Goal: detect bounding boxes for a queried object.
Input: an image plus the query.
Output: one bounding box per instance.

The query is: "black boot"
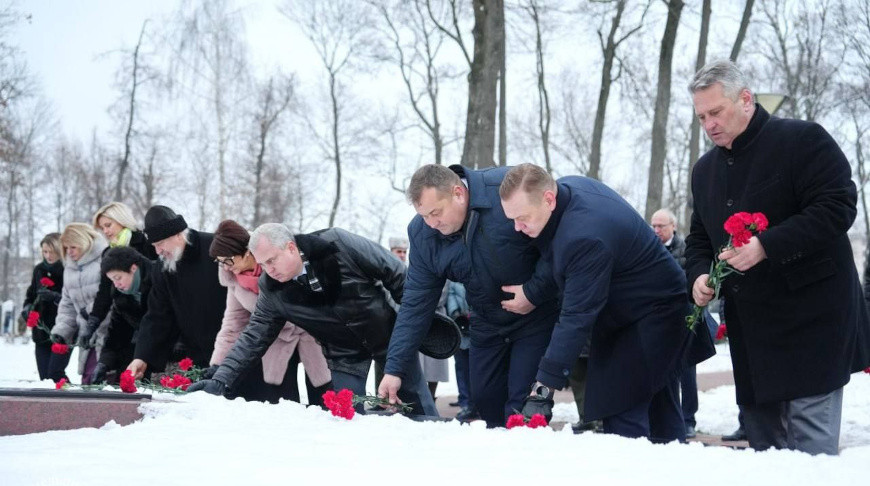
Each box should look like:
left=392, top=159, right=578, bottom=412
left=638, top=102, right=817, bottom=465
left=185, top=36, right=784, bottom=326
left=721, top=426, right=747, bottom=441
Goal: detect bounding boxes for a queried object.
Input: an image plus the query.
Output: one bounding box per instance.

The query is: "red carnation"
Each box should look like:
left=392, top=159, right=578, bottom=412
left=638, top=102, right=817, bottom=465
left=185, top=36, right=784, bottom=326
left=55, top=378, right=69, bottom=390
left=731, top=229, right=752, bottom=248
left=752, top=212, right=768, bottom=232
left=178, top=357, right=194, bottom=371
left=322, top=390, right=336, bottom=409
left=716, top=323, right=727, bottom=340
left=863, top=366, right=870, bottom=374
left=40, top=277, right=55, bottom=288
left=723, top=213, right=750, bottom=236
left=51, top=343, right=69, bottom=354
left=120, top=370, right=137, bottom=393
left=322, top=389, right=356, bottom=419
left=172, top=374, right=192, bottom=391
left=527, top=414, right=549, bottom=429
left=26, top=311, right=40, bottom=328
left=160, top=375, right=172, bottom=388
left=506, top=414, right=526, bottom=429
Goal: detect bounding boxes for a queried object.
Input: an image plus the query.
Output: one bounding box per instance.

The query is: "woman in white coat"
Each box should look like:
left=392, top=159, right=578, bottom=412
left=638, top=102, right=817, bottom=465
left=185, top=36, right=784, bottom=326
left=50, top=223, right=111, bottom=384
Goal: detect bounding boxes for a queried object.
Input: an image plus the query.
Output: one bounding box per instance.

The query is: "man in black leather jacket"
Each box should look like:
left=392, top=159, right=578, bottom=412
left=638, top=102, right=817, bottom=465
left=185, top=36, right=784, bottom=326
left=189, top=223, right=437, bottom=416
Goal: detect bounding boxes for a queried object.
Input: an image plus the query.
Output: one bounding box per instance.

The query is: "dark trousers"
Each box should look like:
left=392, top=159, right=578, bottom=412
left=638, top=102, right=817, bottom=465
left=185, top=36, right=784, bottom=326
left=469, top=326, right=552, bottom=427
left=35, top=343, right=71, bottom=382
left=680, top=365, right=698, bottom=427
left=602, top=377, right=686, bottom=443
left=569, top=357, right=589, bottom=423
left=454, top=346, right=473, bottom=409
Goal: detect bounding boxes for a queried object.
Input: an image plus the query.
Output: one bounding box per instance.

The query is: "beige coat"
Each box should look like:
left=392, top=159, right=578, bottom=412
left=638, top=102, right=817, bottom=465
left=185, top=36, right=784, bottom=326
left=211, top=267, right=330, bottom=387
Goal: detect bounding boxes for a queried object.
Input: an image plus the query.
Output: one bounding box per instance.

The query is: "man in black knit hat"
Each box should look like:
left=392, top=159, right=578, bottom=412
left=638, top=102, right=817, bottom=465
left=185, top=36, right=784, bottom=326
left=126, top=205, right=227, bottom=378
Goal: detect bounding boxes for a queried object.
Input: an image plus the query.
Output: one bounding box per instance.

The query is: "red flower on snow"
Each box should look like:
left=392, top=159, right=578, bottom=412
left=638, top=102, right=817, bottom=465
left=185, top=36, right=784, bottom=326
left=527, top=414, right=549, bottom=429
left=39, top=277, right=55, bottom=288
left=506, top=414, right=526, bottom=429
left=51, top=343, right=69, bottom=354
left=322, top=389, right=356, bottom=420
left=160, top=374, right=192, bottom=390
left=55, top=378, right=69, bottom=390
left=120, top=370, right=137, bottom=393
left=716, top=323, right=727, bottom=340
left=864, top=366, right=870, bottom=374
left=177, top=357, right=194, bottom=371
left=26, top=311, right=40, bottom=328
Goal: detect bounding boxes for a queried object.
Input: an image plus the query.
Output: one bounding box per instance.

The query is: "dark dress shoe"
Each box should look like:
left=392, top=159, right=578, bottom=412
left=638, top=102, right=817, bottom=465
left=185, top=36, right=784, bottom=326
left=448, top=401, right=461, bottom=407
left=685, top=425, right=697, bottom=439
left=721, top=426, right=747, bottom=441
left=572, top=421, right=602, bottom=434
left=455, top=407, right=480, bottom=423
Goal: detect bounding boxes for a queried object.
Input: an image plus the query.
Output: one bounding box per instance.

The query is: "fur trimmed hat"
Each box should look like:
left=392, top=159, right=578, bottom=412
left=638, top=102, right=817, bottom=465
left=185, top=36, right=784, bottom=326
left=143, top=205, right=187, bottom=243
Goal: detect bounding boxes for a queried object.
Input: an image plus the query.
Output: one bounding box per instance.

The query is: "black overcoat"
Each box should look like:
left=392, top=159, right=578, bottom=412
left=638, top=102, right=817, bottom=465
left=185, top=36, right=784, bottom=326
left=685, top=104, right=870, bottom=405
left=134, top=229, right=227, bottom=369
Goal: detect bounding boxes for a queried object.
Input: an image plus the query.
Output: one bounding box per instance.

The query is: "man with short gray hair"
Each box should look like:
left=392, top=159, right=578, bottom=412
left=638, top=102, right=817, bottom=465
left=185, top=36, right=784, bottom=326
left=189, top=224, right=437, bottom=417
left=685, top=59, right=870, bottom=454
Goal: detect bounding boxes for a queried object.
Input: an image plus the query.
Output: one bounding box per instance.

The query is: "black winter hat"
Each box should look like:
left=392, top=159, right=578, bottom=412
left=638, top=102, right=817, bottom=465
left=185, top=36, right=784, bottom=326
left=419, top=313, right=461, bottom=359
left=143, top=205, right=188, bottom=243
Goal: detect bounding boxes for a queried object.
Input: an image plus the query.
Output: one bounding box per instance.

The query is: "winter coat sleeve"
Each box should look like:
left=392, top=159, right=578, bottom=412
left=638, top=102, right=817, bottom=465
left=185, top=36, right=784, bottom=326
left=212, top=289, right=288, bottom=391
left=89, top=273, right=114, bottom=322
left=334, top=228, right=406, bottom=304
left=685, top=200, right=715, bottom=296
left=756, top=123, right=857, bottom=265
left=52, top=284, right=79, bottom=342
left=536, top=238, right=613, bottom=389
left=22, top=266, right=39, bottom=309
left=522, top=252, right=559, bottom=307
left=864, top=249, right=870, bottom=306
left=384, top=227, right=444, bottom=378
left=134, top=269, right=180, bottom=370
left=210, top=285, right=251, bottom=366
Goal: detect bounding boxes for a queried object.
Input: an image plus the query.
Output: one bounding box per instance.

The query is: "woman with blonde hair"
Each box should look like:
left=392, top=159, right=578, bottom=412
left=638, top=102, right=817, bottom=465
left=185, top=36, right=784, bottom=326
left=21, top=233, right=67, bottom=382
left=76, top=202, right=157, bottom=350
left=50, top=223, right=111, bottom=384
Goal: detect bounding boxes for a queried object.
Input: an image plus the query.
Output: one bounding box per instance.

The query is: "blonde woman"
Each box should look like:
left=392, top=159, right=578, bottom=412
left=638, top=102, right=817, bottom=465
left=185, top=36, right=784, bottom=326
left=77, top=202, right=157, bottom=349
left=21, top=233, right=67, bottom=382
left=50, top=223, right=111, bottom=384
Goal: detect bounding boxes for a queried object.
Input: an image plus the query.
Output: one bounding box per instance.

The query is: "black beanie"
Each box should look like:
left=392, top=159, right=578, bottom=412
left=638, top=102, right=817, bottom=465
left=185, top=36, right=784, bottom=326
left=143, top=205, right=188, bottom=243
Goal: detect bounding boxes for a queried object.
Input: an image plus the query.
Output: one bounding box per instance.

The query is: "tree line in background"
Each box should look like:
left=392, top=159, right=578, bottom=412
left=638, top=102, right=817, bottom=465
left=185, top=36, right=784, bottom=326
left=2, top=0, right=870, bottom=304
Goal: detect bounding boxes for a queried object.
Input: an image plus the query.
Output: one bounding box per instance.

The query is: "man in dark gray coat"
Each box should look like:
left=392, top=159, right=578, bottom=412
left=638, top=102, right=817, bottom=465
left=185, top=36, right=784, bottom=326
left=189, top=223, right=437, bottom=416
left=686, top=60, right=870, bottom=454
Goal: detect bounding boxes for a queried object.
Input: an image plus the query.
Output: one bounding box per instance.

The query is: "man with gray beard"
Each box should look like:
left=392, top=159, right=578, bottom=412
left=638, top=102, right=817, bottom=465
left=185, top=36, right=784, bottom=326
left=126, top=206, right=227, bottom=379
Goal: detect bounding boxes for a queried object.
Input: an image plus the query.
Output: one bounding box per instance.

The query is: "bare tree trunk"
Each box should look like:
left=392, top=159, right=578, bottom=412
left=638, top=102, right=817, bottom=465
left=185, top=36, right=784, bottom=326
left=527, top=0, right=551, bottom=173
left=116, top=20, right=148, bottom=201
left=645, top=0, right=684, bottom=221
left=498, top=29, right=506, bottom=167
left=251, top=76, right=293, bottom=227
left=461, top=0, right=504, bottom=169
left=683, top=0, right=711, bottom=229
left=328, top=70, right=342, bottom=227
left=730, top=0, right=755, bottom=61
left=589, top=0, right=647, bottom=181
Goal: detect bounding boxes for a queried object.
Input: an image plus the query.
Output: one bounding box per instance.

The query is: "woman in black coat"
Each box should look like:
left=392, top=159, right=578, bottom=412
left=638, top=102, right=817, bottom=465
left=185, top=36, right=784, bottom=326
left=22, top=233, right=69, bottom=382
left=76, top=202, right=158, bottom=348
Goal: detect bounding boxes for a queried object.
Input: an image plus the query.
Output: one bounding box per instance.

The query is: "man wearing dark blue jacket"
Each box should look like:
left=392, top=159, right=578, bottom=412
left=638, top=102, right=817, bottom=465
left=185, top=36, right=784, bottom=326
left=500, top=163, right=714, bottom=442
left=379, top=164, right=560, bottom=427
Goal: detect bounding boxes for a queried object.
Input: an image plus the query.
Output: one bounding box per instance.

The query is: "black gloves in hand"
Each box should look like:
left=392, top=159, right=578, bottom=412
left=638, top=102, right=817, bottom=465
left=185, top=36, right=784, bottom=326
left=91, top=363, right=108, bottom=384
left=521, top=393, right=554, bottom=423
left=76, top=315, right=102, bottom=349
left=187, top=379, right=227, bottom=396
left=201, top=365, right=220, bottom=380
left=36, top=288, right=62, bottom=305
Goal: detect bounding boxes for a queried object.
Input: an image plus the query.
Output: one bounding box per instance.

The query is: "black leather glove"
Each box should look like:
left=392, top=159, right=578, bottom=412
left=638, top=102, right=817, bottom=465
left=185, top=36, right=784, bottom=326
left=36, top=288, right=62, bottom=305
left=92, top=363, right=108, bottom=384
left=201, top=365, right=220, bottom=380
left=76, top=315, right=102, bottom=349
left=187, top=379, right=227, bottom=396
left=521, top=387, right=555, bottom=423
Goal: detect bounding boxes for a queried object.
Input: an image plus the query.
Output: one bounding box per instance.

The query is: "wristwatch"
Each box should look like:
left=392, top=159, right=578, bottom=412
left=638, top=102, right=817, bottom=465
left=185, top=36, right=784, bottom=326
left=533, top=383, right=552, bottom=399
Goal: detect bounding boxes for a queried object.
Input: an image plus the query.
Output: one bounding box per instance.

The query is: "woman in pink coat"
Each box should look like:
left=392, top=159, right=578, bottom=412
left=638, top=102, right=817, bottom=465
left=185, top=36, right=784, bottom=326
left=208, top=220, right=331, bottom=404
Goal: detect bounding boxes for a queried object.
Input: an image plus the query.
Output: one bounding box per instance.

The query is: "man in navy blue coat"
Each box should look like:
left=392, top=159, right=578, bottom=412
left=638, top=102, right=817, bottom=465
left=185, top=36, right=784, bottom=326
left=379, top=164, right=560, bottom=427
left=500, top=163, right=714, bottom=442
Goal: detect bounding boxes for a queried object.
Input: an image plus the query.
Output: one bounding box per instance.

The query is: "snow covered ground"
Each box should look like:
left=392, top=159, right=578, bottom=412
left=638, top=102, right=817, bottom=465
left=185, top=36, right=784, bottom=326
left=1, top=338, right=869, bottom=485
